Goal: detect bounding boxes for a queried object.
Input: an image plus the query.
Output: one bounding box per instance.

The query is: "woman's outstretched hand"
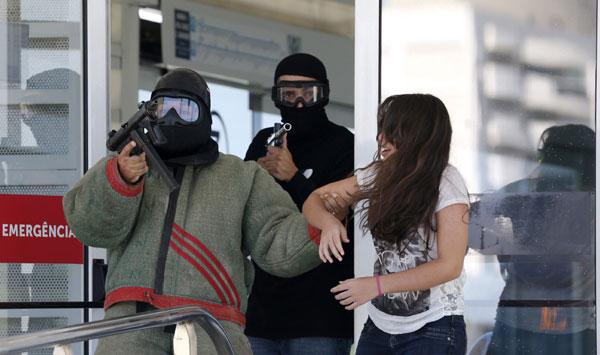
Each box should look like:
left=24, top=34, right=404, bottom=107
left=319, top=217, right=350, bottom=263
left=302, top=176, right=359, bottom=263
left=331, top=277, right=380, bottom=310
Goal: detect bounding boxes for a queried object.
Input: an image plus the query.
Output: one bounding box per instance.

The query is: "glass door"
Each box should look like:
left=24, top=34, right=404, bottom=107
left=0, top=0, right=85, bottom=353
left=375, top=0, right=596, bottom=353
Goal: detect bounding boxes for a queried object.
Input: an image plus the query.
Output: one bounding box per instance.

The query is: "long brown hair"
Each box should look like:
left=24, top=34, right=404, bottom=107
left=356, top=94, right=452, bottom=249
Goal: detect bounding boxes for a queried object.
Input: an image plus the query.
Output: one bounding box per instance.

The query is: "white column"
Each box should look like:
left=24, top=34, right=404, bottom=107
left=86, top=1, right=110, bottom=354
left=87, top=0, right=110, bottom=167
left=354, top=0, right=380, bottom=346
left=595, top=0, right=599, bottom=350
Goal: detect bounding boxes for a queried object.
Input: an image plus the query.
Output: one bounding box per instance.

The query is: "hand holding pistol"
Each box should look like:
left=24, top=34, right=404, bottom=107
left=266, top=122, right=292, bottom=148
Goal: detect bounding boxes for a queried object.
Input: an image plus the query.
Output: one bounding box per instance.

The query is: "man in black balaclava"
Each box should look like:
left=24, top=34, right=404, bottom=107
left=244, top=53, right=355, bottom=354
left=64, top=68, right=330, bottom=354
left=271, top=53, right=330, bottom=146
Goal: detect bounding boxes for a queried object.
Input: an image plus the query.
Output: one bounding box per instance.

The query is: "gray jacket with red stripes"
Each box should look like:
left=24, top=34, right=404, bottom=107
left=62, top=152, right=322, bottom=328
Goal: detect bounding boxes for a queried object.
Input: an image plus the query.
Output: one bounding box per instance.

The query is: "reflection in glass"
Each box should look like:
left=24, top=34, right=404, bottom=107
left=483, top=125, right=595, bottom=354
left=381, top=0, right=596, bottom=353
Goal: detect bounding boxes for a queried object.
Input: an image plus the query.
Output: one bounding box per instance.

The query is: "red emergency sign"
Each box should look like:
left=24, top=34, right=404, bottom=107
left=0, top=194, right=84, bottom=264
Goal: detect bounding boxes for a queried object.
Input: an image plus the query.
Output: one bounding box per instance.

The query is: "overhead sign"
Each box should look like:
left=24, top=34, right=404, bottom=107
left=0, top=194, right=84, bottom=264
left=164, top=3, right=296, bottom=85
left=161, top=0, right=354, bottom=108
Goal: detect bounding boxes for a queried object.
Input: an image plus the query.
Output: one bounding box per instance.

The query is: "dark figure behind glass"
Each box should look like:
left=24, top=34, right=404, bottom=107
left=22, top=68, right=77, bottom=154
left=486, top=124, right=596, bottom=355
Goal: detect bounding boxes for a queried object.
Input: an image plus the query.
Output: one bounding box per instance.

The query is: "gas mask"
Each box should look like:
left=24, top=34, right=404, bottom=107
left=149, top=68, right=218, bottom=165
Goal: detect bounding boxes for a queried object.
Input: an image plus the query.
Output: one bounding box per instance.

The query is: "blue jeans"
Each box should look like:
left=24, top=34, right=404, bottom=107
left=355, top=316, right=466, bottom=355
left=248, top=336, right=353, bottom=355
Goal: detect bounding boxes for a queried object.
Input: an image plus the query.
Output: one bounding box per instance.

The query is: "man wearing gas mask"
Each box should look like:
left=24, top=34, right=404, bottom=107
left=63, top=68, right=326, bottom=354
left=244, top=53, right=354, bottom=354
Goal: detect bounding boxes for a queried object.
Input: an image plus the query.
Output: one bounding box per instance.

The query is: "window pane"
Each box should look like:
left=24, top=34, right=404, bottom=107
left=206, top=82, right=252, bottom=159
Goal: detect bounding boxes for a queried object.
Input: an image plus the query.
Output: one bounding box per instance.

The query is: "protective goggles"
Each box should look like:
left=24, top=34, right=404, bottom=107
left=271, top=81, right=328, bottom=107
left=154, top=96, right=204, bottom=123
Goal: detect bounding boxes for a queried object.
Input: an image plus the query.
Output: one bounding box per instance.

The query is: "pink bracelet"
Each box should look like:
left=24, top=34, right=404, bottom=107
left=376, top=275, right=382, bottom=296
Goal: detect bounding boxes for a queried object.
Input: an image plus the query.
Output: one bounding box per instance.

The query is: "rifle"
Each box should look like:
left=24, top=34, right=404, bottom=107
left=266, top=122, right=292, bottom=148
left=106, top=100, right=179, bottom=192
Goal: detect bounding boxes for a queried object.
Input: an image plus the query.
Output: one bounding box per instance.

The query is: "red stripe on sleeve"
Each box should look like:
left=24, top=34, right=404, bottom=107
left=105, top=157, right=143, bottom=197
left=308, top=224, right=321, bottom=245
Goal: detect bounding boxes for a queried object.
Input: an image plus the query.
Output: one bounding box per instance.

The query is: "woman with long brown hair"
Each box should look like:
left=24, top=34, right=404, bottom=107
left=303, top=94, right=470, bottom=354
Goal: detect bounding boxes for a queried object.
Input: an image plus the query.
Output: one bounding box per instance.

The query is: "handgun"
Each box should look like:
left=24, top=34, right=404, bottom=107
left=106, top=100, right=179, bottom=192
left=266, top=122, right=292, bottom=148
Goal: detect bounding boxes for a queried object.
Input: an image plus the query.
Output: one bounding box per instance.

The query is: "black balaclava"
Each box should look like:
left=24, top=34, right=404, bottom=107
left=150, top=68, right=219, bottom=166
left=273, top=53, right=330, bottom=145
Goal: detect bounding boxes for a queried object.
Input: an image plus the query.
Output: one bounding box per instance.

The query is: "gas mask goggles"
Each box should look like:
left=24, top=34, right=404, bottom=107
left=271, top=81, right=328, bottom=108
left=154, top=93, right=209, bottom=125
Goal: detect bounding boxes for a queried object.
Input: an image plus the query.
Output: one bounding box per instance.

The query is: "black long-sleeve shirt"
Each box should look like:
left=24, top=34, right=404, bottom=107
left=244, top=119, right=355, bottom=339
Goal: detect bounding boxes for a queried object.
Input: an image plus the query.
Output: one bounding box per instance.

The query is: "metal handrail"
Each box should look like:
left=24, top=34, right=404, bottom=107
left=0, top=305, right=234, bottom=355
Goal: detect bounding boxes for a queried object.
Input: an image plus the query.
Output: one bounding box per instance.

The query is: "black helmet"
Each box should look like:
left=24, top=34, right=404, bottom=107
left=149, top=68, right=218, bottom=165
left=151, top=68, right=210, bottom=112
